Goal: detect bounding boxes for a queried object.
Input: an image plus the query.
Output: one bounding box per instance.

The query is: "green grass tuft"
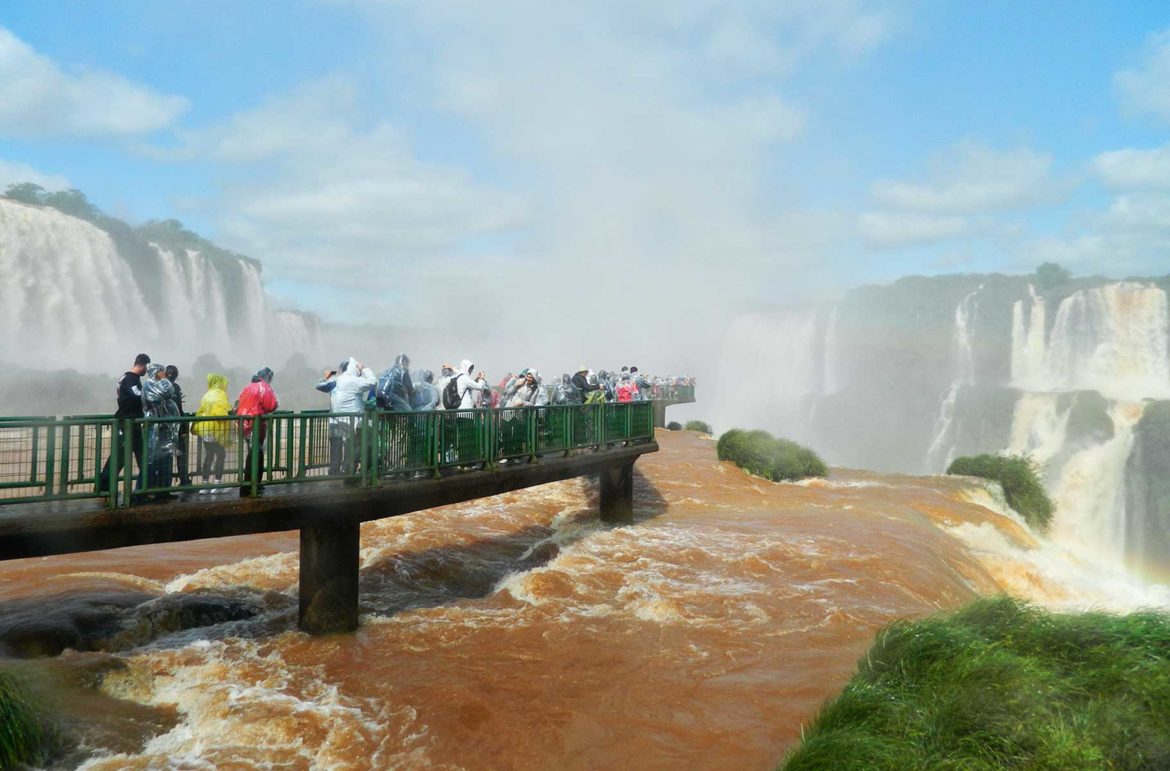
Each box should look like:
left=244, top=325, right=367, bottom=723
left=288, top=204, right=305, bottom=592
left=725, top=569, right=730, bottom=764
left=684, top=420, right=713, bottom=434
left=0, top=670, right=46, bottom=768
left=782, top=596, right=1170, bottom=770
left=946, top=453, right=1054, bottom=531
left=716, top=428, right=828, bottom=482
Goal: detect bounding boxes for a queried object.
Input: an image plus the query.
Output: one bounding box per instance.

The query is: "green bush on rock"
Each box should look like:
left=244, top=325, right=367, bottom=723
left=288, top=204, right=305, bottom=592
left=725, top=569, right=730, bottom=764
left=782, top=597, right=1170, bottom=770
left=0, top=670, right=46, bottom=768
left=946, top=453, right=1054, bottom=530
left=684, top=420, right=713, bottom=434
left=716, top=429, right=827, bottom=482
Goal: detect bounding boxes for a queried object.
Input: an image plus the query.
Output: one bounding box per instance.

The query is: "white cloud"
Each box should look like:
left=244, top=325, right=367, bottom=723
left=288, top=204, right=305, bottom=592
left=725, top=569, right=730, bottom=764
left=1115, top=29, right=1170, bottom=123
left=166, top=77, right=528, bottom=309
left=857, top=211, right=969, bottom=248
left=0, top=158, right=69, bottom=191
left=1093, top=146, right=1170, bottom=190
left=0, top=27, right=186, bottom=138
left=871, top=142, right=1058, bottom=214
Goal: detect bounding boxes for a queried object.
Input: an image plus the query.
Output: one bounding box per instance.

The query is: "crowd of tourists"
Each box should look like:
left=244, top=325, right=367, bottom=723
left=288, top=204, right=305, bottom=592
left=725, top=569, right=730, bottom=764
left=97, top=351, right=694, bottom=502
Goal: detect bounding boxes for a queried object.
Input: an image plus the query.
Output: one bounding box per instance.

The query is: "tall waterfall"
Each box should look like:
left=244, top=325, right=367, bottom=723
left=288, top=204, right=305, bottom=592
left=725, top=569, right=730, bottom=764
left=0, top=200, right=156, bottom=372
left=925, top=287, right=981, bottom=470
left=1011, top=282, right=1170, bottom=401
left=719, top=276, right=1170, bottom=577
left=0, top=198, right=322, bottom=373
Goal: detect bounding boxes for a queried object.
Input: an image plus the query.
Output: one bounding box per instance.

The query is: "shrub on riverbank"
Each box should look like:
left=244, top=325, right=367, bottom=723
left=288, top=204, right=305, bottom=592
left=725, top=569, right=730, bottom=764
left=0, top=671, right=45, bottom=767
left=716, top=429, right=827, bottom=482
left=782, top=596, right=1170, bottom=770
left=946, top=453, right=1054, bottom=530
left=684, top=420, right=713, bottom=434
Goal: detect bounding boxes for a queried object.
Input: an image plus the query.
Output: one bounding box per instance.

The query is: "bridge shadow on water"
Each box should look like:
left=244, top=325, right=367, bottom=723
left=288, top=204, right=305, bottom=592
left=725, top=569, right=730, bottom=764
left=0, top=469, right=669, bottom=658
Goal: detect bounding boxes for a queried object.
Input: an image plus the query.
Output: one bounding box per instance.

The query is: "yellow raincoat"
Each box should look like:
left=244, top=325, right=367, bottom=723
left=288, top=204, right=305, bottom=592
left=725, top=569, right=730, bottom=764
left=192, top=374, right=231, bottom=444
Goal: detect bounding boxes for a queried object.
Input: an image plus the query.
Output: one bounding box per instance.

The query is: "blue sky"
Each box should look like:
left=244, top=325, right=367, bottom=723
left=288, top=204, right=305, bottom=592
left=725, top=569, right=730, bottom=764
left=2, top=1, right=1170, bottom=325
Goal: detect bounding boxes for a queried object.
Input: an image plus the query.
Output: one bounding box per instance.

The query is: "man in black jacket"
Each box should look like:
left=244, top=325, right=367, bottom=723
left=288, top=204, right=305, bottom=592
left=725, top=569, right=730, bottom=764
left=98, top=353, right=150, bottom=494
left=571, top=366, right=601, bottom=398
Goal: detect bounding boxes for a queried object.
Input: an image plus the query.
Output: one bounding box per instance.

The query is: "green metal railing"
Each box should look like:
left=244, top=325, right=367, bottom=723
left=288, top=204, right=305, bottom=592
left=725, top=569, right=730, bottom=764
left=0, top=402, right=656, bottom=508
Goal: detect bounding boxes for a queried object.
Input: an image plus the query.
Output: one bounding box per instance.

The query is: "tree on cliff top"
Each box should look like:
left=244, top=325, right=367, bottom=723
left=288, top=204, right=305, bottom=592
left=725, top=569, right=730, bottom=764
left=1035, top=262, right=1072, bottom=288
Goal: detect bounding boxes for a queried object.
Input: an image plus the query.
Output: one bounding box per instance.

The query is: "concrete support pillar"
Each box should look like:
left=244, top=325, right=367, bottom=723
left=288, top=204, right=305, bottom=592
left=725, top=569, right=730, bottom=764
left=652, top=401, right=667, bottom=429
left=299, top=523, right=360, bottom=634
left=599, top=460, right=635, bottom=524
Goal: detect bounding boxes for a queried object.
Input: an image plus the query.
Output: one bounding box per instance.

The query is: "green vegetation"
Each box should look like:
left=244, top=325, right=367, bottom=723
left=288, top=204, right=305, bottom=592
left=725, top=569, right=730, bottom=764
left=666, top=421, right=683, bottom=431
left=684, top=420, right=713, bottom=434
left=2, top=182, right=258, bottom=272
left=0, top=671, right=45, bottom=768
left=782, top=597, right=1170, bottom=770
left=947, top=453, right=1054, bottom=530
left=1035, top=261, right=1073, bottom=288
left=716, top=428, right=827, bottom=482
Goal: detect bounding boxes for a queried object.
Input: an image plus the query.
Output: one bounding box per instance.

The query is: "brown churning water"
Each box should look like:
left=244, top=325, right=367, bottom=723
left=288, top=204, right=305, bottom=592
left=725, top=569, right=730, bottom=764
left=0, top=432, right=1066, bottom=768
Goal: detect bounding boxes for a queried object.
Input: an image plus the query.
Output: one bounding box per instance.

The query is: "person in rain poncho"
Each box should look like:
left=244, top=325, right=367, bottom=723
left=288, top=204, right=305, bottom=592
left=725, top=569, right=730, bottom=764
left=376, top=353, right=415, bottom=411
left=455, top=359, right=490, bottom=409
left=192, top=373, right=231, bottom=493
left=236, top=367, right=279, bottom=496
left=410, top=369, right=439, bottom=411
left=141, top=363, right=181, bottom=498
left=330, top=357, right=376, bottom=475
left=553, top=373, right=582, bottom=405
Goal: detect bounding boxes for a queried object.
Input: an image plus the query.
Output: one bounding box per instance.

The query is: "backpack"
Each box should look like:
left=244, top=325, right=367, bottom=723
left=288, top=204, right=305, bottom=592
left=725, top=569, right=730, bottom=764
left=442, top=376, right=462, bottom=410
left=585, top=389, right=606, bottom=405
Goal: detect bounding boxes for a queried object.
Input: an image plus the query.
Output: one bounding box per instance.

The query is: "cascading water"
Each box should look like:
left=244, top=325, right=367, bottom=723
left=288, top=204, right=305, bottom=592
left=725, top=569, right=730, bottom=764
left=925, top=287, right=981, bottom=471
left=1012, top=282, right=1170, bottom=400
left=0, top=199, right=158, bottom=372
left=2, top=198, right=323, bottom=373
left=1048, top=401, right=1147, bottom=567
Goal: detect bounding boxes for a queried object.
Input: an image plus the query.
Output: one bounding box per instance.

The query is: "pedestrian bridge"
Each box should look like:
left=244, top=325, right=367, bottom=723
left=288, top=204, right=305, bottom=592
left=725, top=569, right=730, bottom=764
left=0, top=399, right=693, bottom=633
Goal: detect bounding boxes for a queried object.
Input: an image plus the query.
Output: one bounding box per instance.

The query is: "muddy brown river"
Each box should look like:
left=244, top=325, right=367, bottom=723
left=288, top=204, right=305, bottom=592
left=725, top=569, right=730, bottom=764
left=0, top=431, right=1116, bottom=769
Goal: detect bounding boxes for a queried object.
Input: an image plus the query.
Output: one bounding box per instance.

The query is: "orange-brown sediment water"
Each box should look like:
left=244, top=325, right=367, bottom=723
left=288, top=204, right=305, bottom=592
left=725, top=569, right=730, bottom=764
left=0, top=432, right=1044, bottom=769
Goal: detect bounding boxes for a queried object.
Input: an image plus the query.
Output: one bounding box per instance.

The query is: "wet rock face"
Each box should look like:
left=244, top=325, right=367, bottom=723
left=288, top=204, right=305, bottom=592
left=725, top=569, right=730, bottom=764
left=0, top=590, right=260, bottom=657
left=1125, top=401, right=1170, bottom=575
left=0, top=592, right=152, bottom=658
left=98, top=592, right=262, bottom=651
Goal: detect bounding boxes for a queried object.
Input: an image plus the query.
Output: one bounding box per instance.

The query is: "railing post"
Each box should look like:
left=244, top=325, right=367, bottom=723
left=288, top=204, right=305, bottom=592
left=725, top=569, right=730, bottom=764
left=430, top=411, right=440, bottom=479
left=365, top=409, right=378, bottom=487
left=121, top=420, right=136, bottom=507
left=44, top=421, right=57, bottom=498
left=248, top=418, right=261, bottom=496
left=528, top=407, right=537, bottom=464
left=58, top=422, right=71, bottom=496
left=105, top=420, right=117, bottom=508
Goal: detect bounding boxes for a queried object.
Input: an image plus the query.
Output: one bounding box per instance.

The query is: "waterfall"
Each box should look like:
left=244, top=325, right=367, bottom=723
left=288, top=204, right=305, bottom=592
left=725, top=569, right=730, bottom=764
left=1011, top=282, right=1170, bottom=400
left=822, top=305, right=843, bottom=395
left=1048, top=401, right=1147, bottom=567
left=1006, top=393, right=1072, bottom=467
left=271, top=310, right=324, bottom=365
left=925, top=287, right=981, bottom=471
left=2, top=198, right=324, bottom=374
left=1010, top=284, right=1047, bottom=389
left=0, top=199, right=157, bottom=372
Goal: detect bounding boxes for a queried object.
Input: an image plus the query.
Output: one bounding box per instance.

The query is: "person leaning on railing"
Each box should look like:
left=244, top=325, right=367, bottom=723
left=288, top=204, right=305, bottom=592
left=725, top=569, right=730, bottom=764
left=236, top=367, right=279, bottom=496
left=99, top=352, right=150, bottom=495
left=142, top=363, right=181, bottom=501
left=192, top=373, right=231, bottom=493
left=330, top=358, right=376, bottom=476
